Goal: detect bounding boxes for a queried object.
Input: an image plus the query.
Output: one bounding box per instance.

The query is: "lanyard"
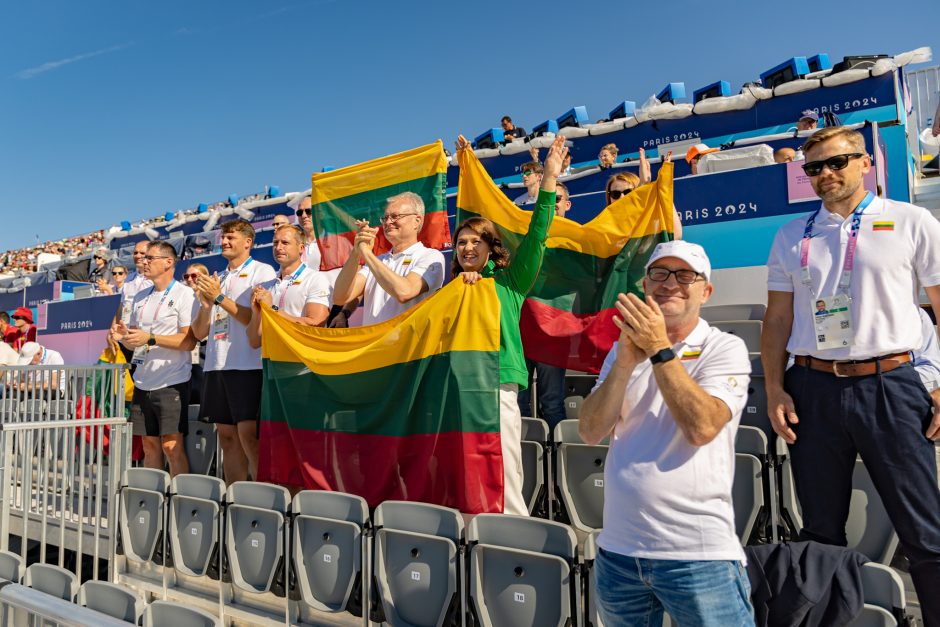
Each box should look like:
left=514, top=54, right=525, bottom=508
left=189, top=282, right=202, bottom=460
left=276, top=264, right=306, bottom=311
left=142, top=280, right=176, bottom=330
left=220, top=257, right=253, bottom=298
left=800, top=192, right=874, bottom=295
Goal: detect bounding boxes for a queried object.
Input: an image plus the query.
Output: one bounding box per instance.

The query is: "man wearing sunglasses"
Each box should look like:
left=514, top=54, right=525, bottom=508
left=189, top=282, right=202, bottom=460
left=513, top=161, right=543, bottom=207
left=580, top=241, right=753, bottom=625
left=292, top=195, right=323, bottom=272
left=98, top=264, right=128, bottom=295
left=763, top=126, right=940, bottom=624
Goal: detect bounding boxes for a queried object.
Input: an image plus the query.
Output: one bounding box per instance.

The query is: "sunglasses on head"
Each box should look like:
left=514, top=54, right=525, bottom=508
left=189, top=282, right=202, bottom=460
left=295, top=208, right=313, bottom=217
left=801, top=153, right=865, bottom=177
left=608, top=188, right=633, bottom=201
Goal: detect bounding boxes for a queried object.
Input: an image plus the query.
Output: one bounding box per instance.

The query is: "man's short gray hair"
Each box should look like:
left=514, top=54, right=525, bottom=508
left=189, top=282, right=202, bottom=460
left=386, top=191, right=425, bottom=218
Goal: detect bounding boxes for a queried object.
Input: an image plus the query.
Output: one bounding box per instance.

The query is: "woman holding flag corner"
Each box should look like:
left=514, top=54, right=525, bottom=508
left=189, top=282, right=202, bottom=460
left=453, top=133, right=567, bottom=515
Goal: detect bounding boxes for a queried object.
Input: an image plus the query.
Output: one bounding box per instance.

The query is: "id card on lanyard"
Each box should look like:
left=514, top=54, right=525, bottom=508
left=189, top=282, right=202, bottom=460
left=131, top=281, right=176, bottom=366
left=800, top=192, right=874, bottom=351
left=214, top=257, right=253, bottom=341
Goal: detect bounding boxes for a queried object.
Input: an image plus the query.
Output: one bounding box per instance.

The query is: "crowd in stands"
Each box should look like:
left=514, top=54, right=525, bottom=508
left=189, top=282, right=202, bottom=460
left=0, top=230, right=105, bottom=276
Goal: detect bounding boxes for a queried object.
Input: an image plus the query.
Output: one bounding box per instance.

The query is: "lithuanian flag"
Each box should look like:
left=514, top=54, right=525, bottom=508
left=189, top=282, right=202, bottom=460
left=457, top=149, right=675, bottom=373
left=257, top=279, right=504, bottom=513
left=311, top=141, right=451, bottom=270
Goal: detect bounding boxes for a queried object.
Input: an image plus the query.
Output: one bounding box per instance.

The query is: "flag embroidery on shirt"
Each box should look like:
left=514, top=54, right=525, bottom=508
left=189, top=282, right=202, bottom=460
left=239, top=273, right=249, bottom=277
left=681, top=350, right=701, bottom=361
left=872, top=221, right=894, bottom=231
left=402, top=258, right=413, bottom=265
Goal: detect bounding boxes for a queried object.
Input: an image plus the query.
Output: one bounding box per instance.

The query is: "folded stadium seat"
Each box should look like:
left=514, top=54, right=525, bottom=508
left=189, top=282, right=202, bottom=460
left=291, top=490, right=369, bottom=620
left=0, top=550, right=23, bottom=583
left=777, top=441, right=899, bottom=564
left=700, top=303, right=767, bottom=323
left=712, top=320, right=763, bottom=353
left=743, top=375, right=773, bottom=445
left=185, top=420, right=217, bottom=476
left=143, top=600, right=221, bottom=627
left=583, top=530, right=603, bottom=627
left=166, top=474, right=225, bottom=613
left=696, top=144, right=776, bottom=175
left=187, top=404, right=201, bottom=422
left=78, top=580, right=145, bottom=623
left=371, top=500, right=465, bottom=627
left=521, top=417, right=552, bottom=519
left=735, top=425, right=780, bottom=543
left=24, top=563, right=78, bottom=602
left=855, top=562, right=910, bottom=626
left=521, top=417, right=549, bottom=443
left=116, top=468, right=170, bottom=594
left=222, top=481, right=291, bottom=625
left=733, top=453, right=765, bottom=544
left=467, top=514, right=580, bottom=627
left=563, top=395, right=584, bottom=420
left=553, top=419, right=609, bottom=533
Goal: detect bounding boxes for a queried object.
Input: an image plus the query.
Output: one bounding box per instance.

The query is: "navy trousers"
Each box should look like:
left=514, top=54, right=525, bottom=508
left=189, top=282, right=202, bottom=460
left=785, top=362, right=940, bottom=626
left=517, top=359, right=567, bottom=431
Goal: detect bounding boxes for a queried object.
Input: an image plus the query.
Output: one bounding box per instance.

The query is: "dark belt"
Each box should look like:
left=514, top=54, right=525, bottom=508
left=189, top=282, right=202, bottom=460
left=793, top=352, right=911, bottom=378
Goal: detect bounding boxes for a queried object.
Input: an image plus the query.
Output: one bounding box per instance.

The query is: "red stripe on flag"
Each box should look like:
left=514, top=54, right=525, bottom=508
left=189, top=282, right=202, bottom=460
left=317, top=211, right=452, bottom=271
left=520, top=299, right=619, bottom=374
left=257, top=422, right=504, bottom=514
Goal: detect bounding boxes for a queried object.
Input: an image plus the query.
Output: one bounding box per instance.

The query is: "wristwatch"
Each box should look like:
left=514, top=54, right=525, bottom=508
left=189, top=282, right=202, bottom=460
left=213, top=294, right=225, bottom=306
left=147, top=333, right=157, bottom=347
left=649, top=347, right=676, bottom=365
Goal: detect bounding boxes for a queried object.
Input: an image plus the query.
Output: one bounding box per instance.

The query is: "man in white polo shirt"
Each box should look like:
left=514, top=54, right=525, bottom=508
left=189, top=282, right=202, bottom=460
left=580, top=241, right=753, bottom=626
left=763, top=126, right=940, bottom=625
left=113, top=241, right=196, bottom=477
left=13, top=341, right=66, bottom=398
left=191, top=219, right=277, bottom=483
left=247, top=224, right=331, bottom=348
left=332, top=191, right=445, bottom=326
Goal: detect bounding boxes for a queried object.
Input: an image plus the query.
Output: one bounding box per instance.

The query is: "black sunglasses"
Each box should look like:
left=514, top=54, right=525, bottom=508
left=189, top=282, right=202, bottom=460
left=608, top=188, right=633, bottom=201
left=295, top=208, right=312, bottom=217
left=111, top=271, right=126, bottom=276
left=801, top=153, right=865, bottom=177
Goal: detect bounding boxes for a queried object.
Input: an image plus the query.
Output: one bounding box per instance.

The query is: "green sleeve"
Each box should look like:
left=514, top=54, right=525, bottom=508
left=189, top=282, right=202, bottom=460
left=506, top=189, right=555, bottom=296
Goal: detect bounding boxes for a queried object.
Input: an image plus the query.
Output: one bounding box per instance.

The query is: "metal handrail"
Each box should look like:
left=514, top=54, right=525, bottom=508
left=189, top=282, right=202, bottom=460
left=0, top=583, right=131, bottom=627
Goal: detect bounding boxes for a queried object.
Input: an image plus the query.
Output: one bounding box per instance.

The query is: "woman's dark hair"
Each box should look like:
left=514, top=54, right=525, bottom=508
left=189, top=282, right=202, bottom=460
left=451, top=217, right=510, bottom=277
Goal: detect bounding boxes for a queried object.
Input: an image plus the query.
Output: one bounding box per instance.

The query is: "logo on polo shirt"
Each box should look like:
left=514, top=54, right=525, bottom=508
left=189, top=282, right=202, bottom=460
left=239, top=272, right=249, bottom=277
left=872, top=221, right=894, bottom=231
left=402, top=258, right=413, bottom=265
left=680, top=350, right=701, bottom=361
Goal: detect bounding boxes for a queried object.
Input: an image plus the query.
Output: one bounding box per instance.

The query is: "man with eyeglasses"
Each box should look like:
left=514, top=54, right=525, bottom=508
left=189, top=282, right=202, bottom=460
left=763, top=126, right=940, bottom=624
left=112, top=241, right=197, bottom=477
left=333, top=192, right=445, bottom=326
left=513, top=161, right=543, bottom=206
left=580, top=240, right=753, bottom=626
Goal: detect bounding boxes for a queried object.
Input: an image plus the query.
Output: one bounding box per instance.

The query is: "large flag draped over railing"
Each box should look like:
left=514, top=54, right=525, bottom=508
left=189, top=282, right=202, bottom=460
left=457, top=149, right=675, bottom=373
left=311, top=141, right=451, bottom=270
left=257, top=279, right=504, bottom=514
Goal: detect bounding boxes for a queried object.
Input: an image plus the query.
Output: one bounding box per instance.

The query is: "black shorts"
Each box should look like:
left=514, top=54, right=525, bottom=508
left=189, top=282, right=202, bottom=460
left=131, top=382, right=190, bottom=437
left=200, top=370, right=263, bottom=425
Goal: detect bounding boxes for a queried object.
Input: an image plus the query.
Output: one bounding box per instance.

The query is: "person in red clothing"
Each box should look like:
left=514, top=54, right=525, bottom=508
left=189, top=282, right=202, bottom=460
left=9, top=307, right=37, bottom=351
left=1, top=312, right=17, bottom=347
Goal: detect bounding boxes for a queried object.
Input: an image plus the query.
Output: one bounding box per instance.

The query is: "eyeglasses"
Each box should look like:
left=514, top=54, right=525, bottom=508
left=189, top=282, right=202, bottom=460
left=111, top=271, right=126, bottom=276
left=143, top=255, right=171, bottom=262
left=295, top=208, right=313, bottom=217
left=182, top=273, right=202, bottom=280
left=801, top=153, right=865, bottom=177
left=608, top=188, right=633, bottom=201
left=381, top=212, right=418, bottom=224
left=646, top=267, right=703, bottom=284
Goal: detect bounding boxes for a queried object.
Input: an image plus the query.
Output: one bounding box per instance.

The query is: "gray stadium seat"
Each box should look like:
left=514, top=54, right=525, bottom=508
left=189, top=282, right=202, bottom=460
left=169, top=474, right=225, bottom=578
left=24, top=563, right=78, bottom=602
left=733, top=453, right=763, bottom=543
left=187, top=404, right=201, bottom=422
left=521, top=416, right=551, bottom=518
left=468, top=514, right=579, bottom=627
left=119, top=468, right=170, bottom=564
left=554, top=418, right=609, bottom=445
left=564, top=395, right=584, bottom=420
left=78, top=580, right=144, bottom=623
left=372, top=500, right=464, bottom=627
left=143, top=600, right=221, bottom=627
left=0, top=550, right=23, bottom=583
left=700, top=303, right=766, bottom=323
left=743, top=375, right=773, bottom=443
left=555, top=442, right=608, bottom=532
left=184, top=421, right=217, bottom=476
left=224, top=481, right=290, bottom=595
left=292, top=490, right=368, bottom=615
left=521, top=417, right=549, bottom=444
left=850, top=562, right=908, bottom=626
left=713, top=320, right=762, bottom=353
left=735, top=425, right=779, bottom=543
left=521, top=440, right=545, bottom=515
left=583, top=530, right=604, bottom=627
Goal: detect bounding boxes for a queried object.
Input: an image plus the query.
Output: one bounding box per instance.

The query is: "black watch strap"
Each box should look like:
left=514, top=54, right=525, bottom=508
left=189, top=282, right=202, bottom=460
left=649, top=347, right=676, bottom=365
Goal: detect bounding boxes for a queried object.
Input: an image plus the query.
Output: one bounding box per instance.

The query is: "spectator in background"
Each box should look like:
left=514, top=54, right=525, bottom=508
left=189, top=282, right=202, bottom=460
left=501, top=116, right=527, bottom=142
left=183, top=263, right=210, bottom=405
left=932, top=101, right=940, bottom=137
left=294, top=196, right=323, bottom=271
left=0, top=339, right=17, bottom=366
left=685, top=143, right=720, bottom=175
left=271, top=214, right=291, bottom=229
left=797, top=110, right=819, bottom=132
left=0, top=312, right=15, bottom=347
left=10, top=307, right=37, bottom=351
left=99, top=264, right=128, bottom=295
left=554, top=182, right=571, bottom=219
left=561, top=151, right=572, bottom=176
left=514, top=161, right=543, bottom=206
left=90, top=247, right=112, bottom=287
left=599, top=143, right=618, bottom=169
left=774, top=147, right=797, bottom=164
left=605, top=172, right=641, bottom=206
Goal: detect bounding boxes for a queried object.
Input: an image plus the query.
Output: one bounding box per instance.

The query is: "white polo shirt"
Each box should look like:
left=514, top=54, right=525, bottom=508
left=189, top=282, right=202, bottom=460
left=356, top=242, right=445, bottom=326
left=594, top=319, right=750, bottom=561
left=205, top=258, right=277, bottom=372
left=120, top=272, right=153, bottom=323
left=257, top=265, right=331, bottom=318
left=302, top=241, right=322, bottom=272
left=128, top=281, right=198, bottom=391
left=767, top=197, right=940, bottom=360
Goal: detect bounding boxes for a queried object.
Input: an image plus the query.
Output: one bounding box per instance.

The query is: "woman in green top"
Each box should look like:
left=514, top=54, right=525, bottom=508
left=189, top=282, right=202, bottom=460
left=452, top=134, right=567, bottom=515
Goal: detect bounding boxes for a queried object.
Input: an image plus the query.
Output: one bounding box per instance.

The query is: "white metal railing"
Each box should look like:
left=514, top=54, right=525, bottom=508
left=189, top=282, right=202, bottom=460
left=906, top=65, right=940, bottom=170
left=0, top=583, right=130, bottom=627
left=1, top=365, right=126, bottom=425
left=0, top=415, right=132, bottom=585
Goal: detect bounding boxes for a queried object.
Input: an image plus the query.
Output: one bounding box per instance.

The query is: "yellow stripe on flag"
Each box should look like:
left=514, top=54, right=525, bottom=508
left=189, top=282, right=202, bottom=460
left=261, top=279, right=501, bottom=376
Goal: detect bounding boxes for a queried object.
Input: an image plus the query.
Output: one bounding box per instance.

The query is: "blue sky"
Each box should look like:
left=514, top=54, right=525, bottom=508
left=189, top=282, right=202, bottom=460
left=1, top=0, right=937, bottom=251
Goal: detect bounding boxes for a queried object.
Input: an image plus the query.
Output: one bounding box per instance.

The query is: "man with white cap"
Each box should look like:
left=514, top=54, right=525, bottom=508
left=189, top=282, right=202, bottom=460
left=14, top=342, right=65, bottom=397
left=685, top=143, right=720, bottom=175
left=580, top=240, right=754, bottom=626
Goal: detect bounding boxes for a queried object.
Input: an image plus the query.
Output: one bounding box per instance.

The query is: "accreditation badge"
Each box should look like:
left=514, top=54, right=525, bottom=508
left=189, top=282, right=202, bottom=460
left=811, top=293, right=854, bottom=350
left=131, top=346, right=148, bottom=366
left=212, top=308, right=230, bottom=341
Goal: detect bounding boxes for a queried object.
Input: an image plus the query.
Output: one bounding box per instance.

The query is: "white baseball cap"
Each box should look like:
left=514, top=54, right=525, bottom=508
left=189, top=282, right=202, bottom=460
left=645, top=241, right=712, bottom=282
left=17, top=342, right=42, bottom=365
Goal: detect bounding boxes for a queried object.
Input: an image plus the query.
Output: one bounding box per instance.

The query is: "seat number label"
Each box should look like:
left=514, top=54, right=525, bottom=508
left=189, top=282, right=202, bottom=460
left=411, top=571, right=421, bottom=581
left=594, top=479, right=604, bottom=487
left=251, top=539, right=259, bottom=548
left=514, top=592, right=525, bottom=603
left=323, top=554, right=332, bottom=563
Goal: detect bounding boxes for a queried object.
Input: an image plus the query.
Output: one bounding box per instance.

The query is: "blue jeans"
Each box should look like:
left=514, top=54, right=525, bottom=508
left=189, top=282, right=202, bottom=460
left=594, top=548, right=754, bottom=627
left=516, top=359, right=567, bottom=430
